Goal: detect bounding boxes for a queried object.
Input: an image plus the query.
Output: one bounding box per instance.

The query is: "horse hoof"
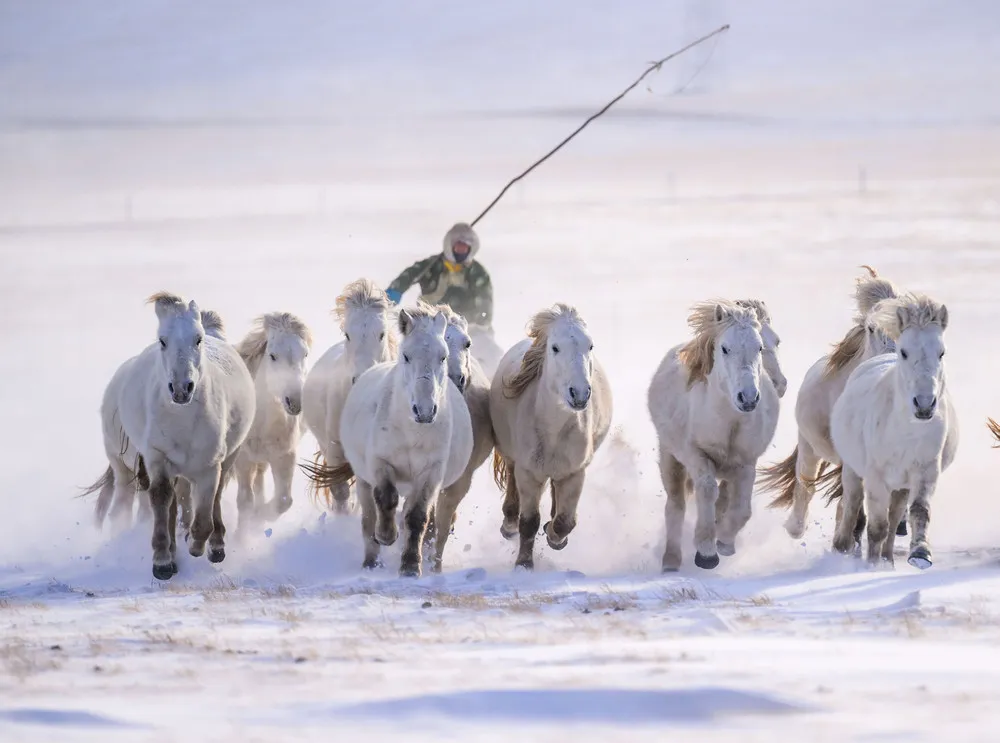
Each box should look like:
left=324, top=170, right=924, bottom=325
left=661, top=566, right=679, bottom=573
left=399, top=564, right=421, bottom=579
left=544, top=524, right=568, bottom=551
left=907, top=547, right=932, bottom=570
left=514, top=560, right=534, bottom=572
left=152, top=563, right=174, bottom=581
left=500, top=523, right=518, bottom=541
left=208, top=547, right=226, bottom=564
left=431, top=561, right=443, bottom=574
left=694, top=552, right=720, bottom=570
left=896, top=520, right=908, bottom=537
left=783, top=519, right=806, bottom=540
left=716, top=540, right=736, bottom=557
left=362, top=558, right=382, bottom=570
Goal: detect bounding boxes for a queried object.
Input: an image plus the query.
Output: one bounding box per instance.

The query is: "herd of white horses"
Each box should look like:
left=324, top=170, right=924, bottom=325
left=82, top=268, right=972, bottom=581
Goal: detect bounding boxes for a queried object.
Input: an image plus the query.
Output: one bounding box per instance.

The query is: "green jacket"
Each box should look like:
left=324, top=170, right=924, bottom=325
left=387, top=255, right=493, bottom=327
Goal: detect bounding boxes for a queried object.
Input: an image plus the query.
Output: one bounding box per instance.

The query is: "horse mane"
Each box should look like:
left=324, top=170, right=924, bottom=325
left=824, top=266, right=901, bottom=378
left=200, top=309, right=226, bottom=340
left=734, top=298, right=771, bottom=326
left=146, top=291, right=187, bottom=316
left=870, top=292, right=948, bottom=340
left=677, top=299, right=759, bottom=388
left=332, top=278, right=398, bottom=352
left=503, top=303, right=584, bottom=399
left=988, top=417, right=1000, bottom=447
left=236, top=312, right=314, bottom=378
left=399, top=301, right=442, bottom=335
left=430, top=301, right=468, bottom=330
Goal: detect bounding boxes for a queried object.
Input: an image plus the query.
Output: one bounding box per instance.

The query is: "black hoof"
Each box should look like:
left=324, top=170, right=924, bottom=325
left=362, top=558, right=382, bottom=570
left=208, top=547, right=226, bottom=564
left=152, top=563, right=175, bottom=581
left=908, top=546, right=932, bottom=570
left=544, top=524, right=568, bottom=551
left=694, top=552, right=720, bottom=570
left=500, top=523, right=518, bottom=540
left=514, top=560, right=534, bottom=572
left=399, top=563, right=421, bottom=578
left=896, top=520, right=908, bottom=537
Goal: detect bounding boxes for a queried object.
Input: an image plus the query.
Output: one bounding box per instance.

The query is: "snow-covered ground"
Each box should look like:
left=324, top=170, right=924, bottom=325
left=3, top=1, right=1000, bottom=740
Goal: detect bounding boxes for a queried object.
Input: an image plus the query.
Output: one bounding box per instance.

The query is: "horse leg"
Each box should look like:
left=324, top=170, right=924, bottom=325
left=880, top=488, right=910, bottom=565
left=863, top=478, right=893, bottom=567
left=107, top=459, right=138, bottom=535
left=136, top=489, right=152, bottom=524
left=832, top=465, right=865, bottom=555
left=357, top=480, right=382, bottom=569
left=399, top=483, right=437, bottom=578
left=168, top=489, right=178, bottom=569
left=265, top=451, right=295, bottom=519
left=253, top=463, right=267, bottom=512
left=372, top=468, right=401, bottom=548
left=147, top=469, right=178, bottom=580
left=512, top=464, right=545, bottom=571
left=208, top=454, right=237, bottom=563
left=188, top=464, right=222, bottom=559
left=691, top=459, right=721, bottom=570
left=660, top=451, right=688, bottom=572
left=715, top=480, right=730, bottom=530
left=433, top=470, right=472, bottom=573
left=235, top=457, right=256, bottom=537
left=545, top=470, right=584, bottom=551
left=786, top=437, right=822, bottom=540
left=326, top=443, right=352, bottom=514
left=175, top=477, right=193, bottom=542
left=907, top=472, right=938, bottom=570
left=500, top=456, right=520, bottom=540
left=717, top=465, right=756, bottom=557
left=896, top=506, right=909, bottom=537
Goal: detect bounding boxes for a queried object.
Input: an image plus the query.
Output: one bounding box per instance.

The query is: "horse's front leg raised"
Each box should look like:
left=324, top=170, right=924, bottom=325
left=146, top=464, right=178, bottom=580
left=907, top=469, right=938, bottom=570
left=208, top=453, right=238, bottom=563
left=785, top=436, right=822, bottom=540
left=545, top=469, right=585, bottom=552
left=187, top=464, right=222, bottom=560
left=660, top=448, right=689, bottom=572
left=372, top=464, right=400, bottom=549
left=716, top=464, right=756, bottom=557
left=265, top=451, right=296, bottom=520
left=512, top=464, right=546, bottom=571
left=832, top=465, right=865, bottom=555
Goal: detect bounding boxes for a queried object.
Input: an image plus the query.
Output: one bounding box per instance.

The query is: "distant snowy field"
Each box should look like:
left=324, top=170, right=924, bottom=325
left=3, top=1, right=1000, bottom=741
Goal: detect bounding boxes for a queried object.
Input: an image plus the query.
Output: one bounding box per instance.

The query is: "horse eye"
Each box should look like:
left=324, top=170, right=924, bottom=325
left=345, top=333, right=350, bottom=342
left=721, top=346, right=729, bottom=355
left=195, top=336, right=202, bottom=347
left=404, top=354, right=410, bottom=364
left=868, top=325, right=875, bottom=334
left=378, top=332, right=384, bottom=341
left=159, top=337, right=167, bottom=349
left=900, top=349, right=909, bottom=360
left=939, top=351, right=945, bottom=359
left=440, top=356, right=446, bottom=364
left=464, top=340, right=471, bottom=350
left=552, top=345, right=560, bottom=354
left=269, top=353, right=277, bottom=362
left=759, top=345, right=764, bottom=353
left=589, top=344, right=594, bottom=352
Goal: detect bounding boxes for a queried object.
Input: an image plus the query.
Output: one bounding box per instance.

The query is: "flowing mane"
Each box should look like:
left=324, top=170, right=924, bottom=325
left=430, top=301, right=468, bottom=330
left=870, top=292, right=948, bottom=340
left=734, top=298, right=771, bottom=326
left=824, top=266, right=900, bottom=377
left=200, top=309, right=226, bottom=340
left=145, top=291, right=187, bottom=316
left=237, top=312, right=314, bottom=378
left=503, top=303, right=583, bottom=399
left=332, top=278, right=399, bottom=353
left=677, top=300, right=759, bottom=388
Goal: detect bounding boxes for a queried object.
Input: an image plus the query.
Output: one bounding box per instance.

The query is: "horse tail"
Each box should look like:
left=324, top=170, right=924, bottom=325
left=811, top=464, right=844, bottom=506
left=492, top=449, right=509, bottom=493
left=989, top=417, right=1000, bottom=447
left=759, top=447, right=800, bottom=509
left=78, top=465, right=115, bottom=528
left=300, top=450, right=355, bottom=509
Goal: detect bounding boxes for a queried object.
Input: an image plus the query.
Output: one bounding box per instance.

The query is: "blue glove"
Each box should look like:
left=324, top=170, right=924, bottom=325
left=386, top=288, right=402, bottom=304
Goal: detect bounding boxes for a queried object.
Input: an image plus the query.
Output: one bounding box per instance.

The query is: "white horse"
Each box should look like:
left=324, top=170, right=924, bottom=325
left=233, top=312, right=313, bottom=534
left=826, top=293, right=957, bottom=568
left=86, top=308, right=228, bottom=535
left=490, top=304, right=613, bottom=571
left=303, top=304, right=473, bottom=577
left=648, top=299, right=780, bottom=571
left=760, top=266, right=900, bottom=543
left=424, top=305, right=495, bottom=571
left=301, top=278, right=397, bottom=513
left=86, top=293, right=255, bottom=579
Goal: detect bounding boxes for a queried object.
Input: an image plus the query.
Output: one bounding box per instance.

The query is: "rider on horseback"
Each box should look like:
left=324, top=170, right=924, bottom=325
left=385, top=222, right=493, bottom=331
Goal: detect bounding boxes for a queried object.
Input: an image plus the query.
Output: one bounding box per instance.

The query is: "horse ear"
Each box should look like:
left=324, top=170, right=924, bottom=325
left=895, top=305, right=909, bottom=334
left=432, top=311, right=448, bottom=336
left=187, top=299, right=200, bottom=317
left=398, top=309, right=413, bottom=336
left=938, top=303, right=948, bottom=331
left=714, top=303, right=727, bottom=323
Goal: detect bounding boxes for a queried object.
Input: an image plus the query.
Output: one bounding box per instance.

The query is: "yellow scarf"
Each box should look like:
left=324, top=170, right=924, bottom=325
left=443, top=259, right=464, bottom=273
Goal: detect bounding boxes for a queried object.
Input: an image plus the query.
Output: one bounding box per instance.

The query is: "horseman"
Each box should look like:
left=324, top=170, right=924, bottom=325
left=385, top=222, right=502, bottom=374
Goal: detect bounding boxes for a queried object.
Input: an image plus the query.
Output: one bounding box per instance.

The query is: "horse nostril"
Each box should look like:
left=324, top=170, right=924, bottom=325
left=431, top=404, right=438, bottom=419
left=569, top=387, right=578, bottom=401
left=168, top=383, right=174, bottom=394
left=912, top=397, right=919, bottom=409
left=412, top=404, right=420, bottom=418
left=753, top=391, right=761, bottom=404
left=284, top=396, right=292, bottom=408
left=737, top=392, right=745, bottom=404
left=930, top=396, right=938, bottom=408
left=185, top=382, right=194, bottom=394
left=459, top=376, right=467, bottom=388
